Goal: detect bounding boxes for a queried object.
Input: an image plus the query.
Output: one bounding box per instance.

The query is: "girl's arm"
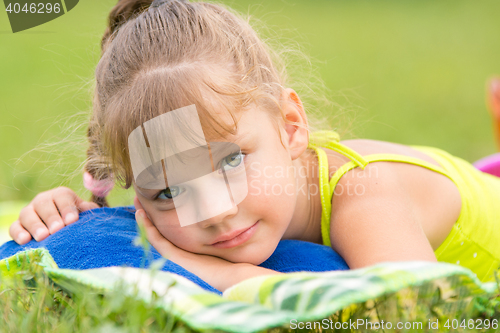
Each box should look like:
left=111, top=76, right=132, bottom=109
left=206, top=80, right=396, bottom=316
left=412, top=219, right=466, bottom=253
left=328, top=162, right=445, bottom=269
left=136, top=210, right=283, bottom=292
left=9, top=187, right=99, bottom=244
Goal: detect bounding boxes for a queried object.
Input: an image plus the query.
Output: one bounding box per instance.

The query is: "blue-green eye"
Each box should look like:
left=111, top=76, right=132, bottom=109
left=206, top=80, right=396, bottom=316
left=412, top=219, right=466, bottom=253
left=158, top=186, right=182, bottom=200
left=220, top=152, right=244, bottom=170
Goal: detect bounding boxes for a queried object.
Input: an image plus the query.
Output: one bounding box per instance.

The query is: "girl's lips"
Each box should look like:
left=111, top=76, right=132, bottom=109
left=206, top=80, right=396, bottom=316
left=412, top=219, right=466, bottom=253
left=211, top=221, right=259, bottom=249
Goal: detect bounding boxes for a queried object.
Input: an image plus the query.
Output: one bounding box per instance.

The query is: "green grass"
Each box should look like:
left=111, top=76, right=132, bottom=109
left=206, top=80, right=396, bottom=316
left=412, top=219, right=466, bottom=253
left=1, top=230, right=500, bottom=333
left=1, top=0, right=500, bottom=204
left=1, top=255, right=500, bottom=332
left=0, top=264, right=190, bottom=332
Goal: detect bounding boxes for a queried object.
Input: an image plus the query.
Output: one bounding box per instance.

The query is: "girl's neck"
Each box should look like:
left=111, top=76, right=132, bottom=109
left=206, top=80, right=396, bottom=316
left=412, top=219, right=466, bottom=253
left=282, top=150, right=323, bottom=244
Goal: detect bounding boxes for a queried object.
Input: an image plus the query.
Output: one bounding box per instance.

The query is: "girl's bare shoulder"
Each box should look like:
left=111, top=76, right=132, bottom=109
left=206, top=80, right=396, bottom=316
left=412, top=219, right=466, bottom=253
left=325, top=138, right=461, bottom=251
left=338, top=138, right=442, bottom=167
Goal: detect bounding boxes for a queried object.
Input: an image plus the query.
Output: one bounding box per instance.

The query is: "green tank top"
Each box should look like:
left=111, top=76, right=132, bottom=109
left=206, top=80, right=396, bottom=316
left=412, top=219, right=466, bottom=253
left=308, top=130, right=500, bottom=282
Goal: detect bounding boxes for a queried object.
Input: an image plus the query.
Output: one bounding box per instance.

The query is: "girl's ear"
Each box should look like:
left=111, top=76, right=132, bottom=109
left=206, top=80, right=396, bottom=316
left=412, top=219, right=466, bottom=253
left=281, top=88, right=309, bottom=160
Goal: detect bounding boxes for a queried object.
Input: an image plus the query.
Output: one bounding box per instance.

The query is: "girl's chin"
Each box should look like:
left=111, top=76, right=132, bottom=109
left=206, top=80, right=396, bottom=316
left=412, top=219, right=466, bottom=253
left=223, top=246, right=276, bottom=265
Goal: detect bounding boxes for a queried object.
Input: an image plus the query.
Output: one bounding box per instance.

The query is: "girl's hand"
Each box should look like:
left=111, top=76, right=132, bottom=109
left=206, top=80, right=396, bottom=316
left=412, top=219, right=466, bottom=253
left=134, top=196, right=282, bottom=292
left=9, top=187, right=99, bottom=245
left=135, top=208, right=187, bottom=261
left=133, top=195, right=189, bottom=261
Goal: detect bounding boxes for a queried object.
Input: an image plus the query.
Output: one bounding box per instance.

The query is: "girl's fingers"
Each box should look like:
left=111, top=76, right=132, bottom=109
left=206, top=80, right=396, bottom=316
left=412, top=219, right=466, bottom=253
left=136, top=210, right=157, bottom=235
left=9, top=220, right=32, bottom=245
left=135, top=209, right=171, bottom=252
left=54, top=187, right=99, bottom=224
left=77, top=200, right=100, bottom=212
left=13, top=187, right=100, bottom=245
left=18, top=205, right=50, bottom=242
left=32, top=195, right=65, bottom=234
left=133, top=195, right=145, bottom=212
left=52, top=187, right=82, bottom=225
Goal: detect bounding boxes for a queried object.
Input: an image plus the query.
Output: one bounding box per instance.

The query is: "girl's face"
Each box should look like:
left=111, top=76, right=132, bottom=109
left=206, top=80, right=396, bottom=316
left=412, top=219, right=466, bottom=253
left=134, top=97, right=308, bottom=265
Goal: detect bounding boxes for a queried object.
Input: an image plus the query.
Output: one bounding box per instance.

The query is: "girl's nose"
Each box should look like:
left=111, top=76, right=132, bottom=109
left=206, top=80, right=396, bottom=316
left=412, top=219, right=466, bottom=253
left=198, top=204, right=238, bottom=229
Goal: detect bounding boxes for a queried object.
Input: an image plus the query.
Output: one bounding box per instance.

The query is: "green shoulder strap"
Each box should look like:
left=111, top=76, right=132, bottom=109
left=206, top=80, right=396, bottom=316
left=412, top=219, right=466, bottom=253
left=307, top=131, right=369, bottom=246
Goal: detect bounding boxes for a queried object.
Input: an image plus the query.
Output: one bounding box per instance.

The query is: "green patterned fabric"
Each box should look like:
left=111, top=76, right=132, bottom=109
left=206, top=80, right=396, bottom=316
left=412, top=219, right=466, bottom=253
left=1, top=248, right=498, bottom=332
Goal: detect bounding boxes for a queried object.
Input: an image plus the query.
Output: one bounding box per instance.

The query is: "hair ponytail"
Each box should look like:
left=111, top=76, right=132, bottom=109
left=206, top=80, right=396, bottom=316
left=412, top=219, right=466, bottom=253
left=85, top=0, right=165, bottom=206
left=84, top=118, right=114, bottom=207
left=101, top=0, right=154, bottom=54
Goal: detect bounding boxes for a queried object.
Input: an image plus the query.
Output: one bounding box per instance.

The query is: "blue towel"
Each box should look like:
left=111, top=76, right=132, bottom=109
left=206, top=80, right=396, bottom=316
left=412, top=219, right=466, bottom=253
left=0, top=207, right=349, bottom=295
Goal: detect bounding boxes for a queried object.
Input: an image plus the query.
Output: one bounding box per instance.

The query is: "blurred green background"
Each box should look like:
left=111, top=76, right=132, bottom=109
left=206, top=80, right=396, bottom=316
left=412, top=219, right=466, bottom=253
left=1, top=0, right=500, bottom=207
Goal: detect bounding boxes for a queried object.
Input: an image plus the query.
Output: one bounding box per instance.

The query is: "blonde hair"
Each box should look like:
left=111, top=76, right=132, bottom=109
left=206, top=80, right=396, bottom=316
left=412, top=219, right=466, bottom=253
left=85, top=0, right=333, bottom=206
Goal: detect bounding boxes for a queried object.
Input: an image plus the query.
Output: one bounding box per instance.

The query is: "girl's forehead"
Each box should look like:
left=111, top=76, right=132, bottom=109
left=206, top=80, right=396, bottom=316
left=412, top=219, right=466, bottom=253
left=201, top=104, right=271, bottom=142
left=129, top=102, right=271, bottom=162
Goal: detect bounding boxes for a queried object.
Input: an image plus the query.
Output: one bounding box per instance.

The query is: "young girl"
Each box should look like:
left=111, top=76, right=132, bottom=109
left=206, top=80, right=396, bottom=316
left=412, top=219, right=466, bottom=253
left=9, top=0, right=500, bottom=291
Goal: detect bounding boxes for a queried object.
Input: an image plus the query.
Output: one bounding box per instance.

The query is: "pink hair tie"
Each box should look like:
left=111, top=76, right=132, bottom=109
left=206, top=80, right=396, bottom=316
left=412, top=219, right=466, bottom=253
left=83, top=171, right=114, bottom=198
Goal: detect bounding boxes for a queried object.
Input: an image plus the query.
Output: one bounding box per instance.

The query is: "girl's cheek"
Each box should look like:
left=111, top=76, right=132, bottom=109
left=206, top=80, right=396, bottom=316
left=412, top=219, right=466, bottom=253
left=247, top=172, right=271, bottom=198
left=245, top=163, right=294, bottom=198
left=151, top=209, right=181, bottom=226
left=247, top=178, right=261, bottom=197
left=156, top=223, right=193, bottom=246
